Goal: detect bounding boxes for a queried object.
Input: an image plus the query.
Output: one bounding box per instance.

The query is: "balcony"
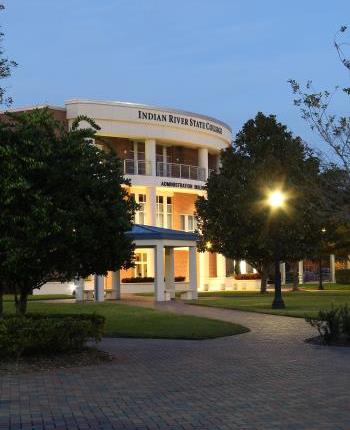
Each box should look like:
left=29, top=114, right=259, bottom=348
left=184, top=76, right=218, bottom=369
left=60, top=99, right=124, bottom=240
left=123, top=159, right=206, bottom=181
left=156, top=162, right=206, bottom=181
left=123, top=159, right=152, bottom=176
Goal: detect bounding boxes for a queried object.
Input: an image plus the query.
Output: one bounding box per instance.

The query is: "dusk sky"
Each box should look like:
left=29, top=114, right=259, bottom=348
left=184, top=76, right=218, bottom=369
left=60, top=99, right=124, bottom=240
left=3, top=1, right=350, bottom=156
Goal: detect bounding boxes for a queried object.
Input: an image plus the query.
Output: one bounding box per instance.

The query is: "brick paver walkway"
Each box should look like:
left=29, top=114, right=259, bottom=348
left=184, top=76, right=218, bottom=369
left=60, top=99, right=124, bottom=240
left=1, top=299, right=350, bottom=429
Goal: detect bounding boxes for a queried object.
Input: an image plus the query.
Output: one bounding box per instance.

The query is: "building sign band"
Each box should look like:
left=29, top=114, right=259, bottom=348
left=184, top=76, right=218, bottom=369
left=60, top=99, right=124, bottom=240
left=161, top=181, right=205, bottom=190
left=138, top=110, right=223, bottom=135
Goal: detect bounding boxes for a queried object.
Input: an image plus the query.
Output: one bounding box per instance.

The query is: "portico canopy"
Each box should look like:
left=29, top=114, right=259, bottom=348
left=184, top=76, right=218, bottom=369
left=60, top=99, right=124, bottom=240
left=125, top=224, right=199, bottom=302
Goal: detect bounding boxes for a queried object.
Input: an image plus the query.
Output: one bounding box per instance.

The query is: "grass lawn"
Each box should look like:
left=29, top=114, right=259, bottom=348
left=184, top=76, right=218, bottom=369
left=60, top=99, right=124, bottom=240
left=3, top=294, right=74, bottom=301
left=2, top=300, right=248, bottom=340
left=299, top=283, right=350, bottom=290
left=194, top=290, right=350, bottom=318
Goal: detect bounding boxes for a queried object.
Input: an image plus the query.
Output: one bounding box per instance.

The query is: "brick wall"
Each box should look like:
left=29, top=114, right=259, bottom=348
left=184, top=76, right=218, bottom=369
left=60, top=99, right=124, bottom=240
left=174, top=249, right=189, bottom=279
left=172, top=193, right=197, bottom=230
left=209, top=252, right=217, bottom=277
left=208, top=153, right=218, bottom=171
left=99, top=137, right=133, bottom=159
left=168, top=146, right=198, bottom=166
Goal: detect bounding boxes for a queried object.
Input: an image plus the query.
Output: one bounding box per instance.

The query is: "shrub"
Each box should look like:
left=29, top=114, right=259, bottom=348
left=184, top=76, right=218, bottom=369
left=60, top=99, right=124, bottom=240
left=121, top=276, right=186, bottom=283
left=305, top=305, right=342, bottom=344
left=0, top=313, right=105, bottom=359
left=335, top=269, right=350, bottom=284
left=339, top=305, right=350, bottom=340
left=235, top=273, right=261, bottom=280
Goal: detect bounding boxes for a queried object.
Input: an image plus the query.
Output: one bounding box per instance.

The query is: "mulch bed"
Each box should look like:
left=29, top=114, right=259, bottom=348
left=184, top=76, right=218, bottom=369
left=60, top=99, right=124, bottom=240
left=305, top=336, right=350, bottom=347
left=0, top=348, right=116, bottom=375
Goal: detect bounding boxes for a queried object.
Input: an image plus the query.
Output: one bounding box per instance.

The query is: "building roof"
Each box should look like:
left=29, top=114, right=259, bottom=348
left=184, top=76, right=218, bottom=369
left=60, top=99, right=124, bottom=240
left=126, top=224, right=198, bottom=241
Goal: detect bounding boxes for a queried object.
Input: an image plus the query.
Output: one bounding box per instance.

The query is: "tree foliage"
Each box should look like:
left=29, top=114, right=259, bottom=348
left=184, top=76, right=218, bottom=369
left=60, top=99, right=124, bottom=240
left=196, top=113, right=329, bottom=293
left=289, top=26, right=350, bottom=226
left=0, top=4, right=17, bottom=106
left=0, top=109, right=135, bottom=313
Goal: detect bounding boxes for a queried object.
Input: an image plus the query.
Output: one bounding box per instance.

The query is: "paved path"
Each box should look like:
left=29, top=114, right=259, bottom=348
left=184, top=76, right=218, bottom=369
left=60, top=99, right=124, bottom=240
left=1, top=299, right=350, bottom=429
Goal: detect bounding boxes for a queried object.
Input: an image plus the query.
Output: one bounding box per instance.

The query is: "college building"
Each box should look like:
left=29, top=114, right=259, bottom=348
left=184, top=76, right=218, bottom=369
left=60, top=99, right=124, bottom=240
left=12, top=99, right=249, bottom=299
left=8, top=99, right=347, bottom=300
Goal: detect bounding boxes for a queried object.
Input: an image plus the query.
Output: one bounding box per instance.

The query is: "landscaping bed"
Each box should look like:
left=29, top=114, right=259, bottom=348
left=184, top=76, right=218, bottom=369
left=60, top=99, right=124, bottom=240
left=0, top=347, right=114, bottom=375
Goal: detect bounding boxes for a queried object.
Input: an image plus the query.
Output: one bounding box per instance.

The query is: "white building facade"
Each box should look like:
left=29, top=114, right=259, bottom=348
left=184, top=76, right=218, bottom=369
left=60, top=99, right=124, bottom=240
left=65, top=99, right=233, bottom=294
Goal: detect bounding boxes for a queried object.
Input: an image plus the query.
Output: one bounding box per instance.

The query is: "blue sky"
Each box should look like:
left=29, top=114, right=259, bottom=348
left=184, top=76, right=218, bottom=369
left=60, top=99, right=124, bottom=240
left=2, top=0, right=350, bottom=154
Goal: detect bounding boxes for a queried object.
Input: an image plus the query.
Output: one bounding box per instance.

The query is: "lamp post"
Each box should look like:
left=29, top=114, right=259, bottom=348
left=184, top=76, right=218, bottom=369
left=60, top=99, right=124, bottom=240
left=318, top=227, right=326, bottom=291
left=267, top=190, right=286, bottom=309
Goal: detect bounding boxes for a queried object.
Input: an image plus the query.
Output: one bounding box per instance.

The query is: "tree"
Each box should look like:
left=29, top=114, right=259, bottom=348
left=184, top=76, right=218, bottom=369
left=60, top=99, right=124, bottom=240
left=196, top=112, right=327, bottom=307
left=289, top=27, right=350, bottom=176
left=0, top=4, right=17, bottom=106
left=0, top=109, right=135, bottom=314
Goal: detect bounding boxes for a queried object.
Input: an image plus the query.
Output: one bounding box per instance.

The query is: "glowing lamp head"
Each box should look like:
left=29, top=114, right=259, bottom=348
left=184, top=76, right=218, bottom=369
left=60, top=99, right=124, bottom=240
left=267, top=190, right=286, bottom=209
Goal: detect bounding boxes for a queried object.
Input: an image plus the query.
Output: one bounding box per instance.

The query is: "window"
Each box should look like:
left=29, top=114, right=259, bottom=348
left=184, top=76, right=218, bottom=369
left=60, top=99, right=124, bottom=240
left=131, top=193, right=146, bottom=224
left=134, top=252, right=148, bottom=277
left=156, top=195, right=172, bottom=228
left=180, top=214, right=197, bottom=232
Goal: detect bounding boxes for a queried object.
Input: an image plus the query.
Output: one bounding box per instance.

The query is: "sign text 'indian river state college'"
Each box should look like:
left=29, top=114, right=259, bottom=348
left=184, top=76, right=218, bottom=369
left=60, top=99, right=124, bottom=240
left=138, top=110, right=223, bottom=135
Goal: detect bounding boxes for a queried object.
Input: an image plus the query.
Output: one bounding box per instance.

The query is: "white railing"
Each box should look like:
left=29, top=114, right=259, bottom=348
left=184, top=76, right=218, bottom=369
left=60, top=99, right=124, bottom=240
left=123, top=159, right=207, bottom=181
left=123, top=159, right=152, bottom=176
left=156, top=162, right=206, bottom=181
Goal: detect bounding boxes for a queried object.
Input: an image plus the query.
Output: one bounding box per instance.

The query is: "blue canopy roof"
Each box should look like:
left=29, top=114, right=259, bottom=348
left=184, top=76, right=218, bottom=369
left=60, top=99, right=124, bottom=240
left=126, top=224, right=198, bottom=241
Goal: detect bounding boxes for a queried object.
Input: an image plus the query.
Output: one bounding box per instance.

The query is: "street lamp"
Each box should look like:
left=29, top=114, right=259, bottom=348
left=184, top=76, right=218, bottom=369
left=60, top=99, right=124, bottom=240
left=267, top=189, right=287, bottom=309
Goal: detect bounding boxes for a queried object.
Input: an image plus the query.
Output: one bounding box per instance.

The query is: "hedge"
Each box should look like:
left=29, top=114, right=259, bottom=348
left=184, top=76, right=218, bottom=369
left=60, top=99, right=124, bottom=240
left=335, top=269, right=350, bottom=284
left=121, top=276, right=186, bottom=283
left=235, top=273, right=261, bottom=280
left=0, top=313, right=105, bottom=359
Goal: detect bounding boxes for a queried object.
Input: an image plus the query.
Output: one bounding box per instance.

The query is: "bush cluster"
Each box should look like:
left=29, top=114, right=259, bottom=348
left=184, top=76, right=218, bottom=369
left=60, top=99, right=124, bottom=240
left=235, top=273, right=261, bottom=280
left=121, top=276, right=186, bottom=283
left=306, top=305, right=350, bottom=344
left=335, top=269, right=350, bottom=284
left=0, top=313, right=105, bottom=359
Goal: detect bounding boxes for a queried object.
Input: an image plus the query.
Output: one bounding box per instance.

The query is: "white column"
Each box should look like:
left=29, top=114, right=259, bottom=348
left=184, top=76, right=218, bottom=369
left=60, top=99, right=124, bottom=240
left=162, top=146, right=167, bottom=164
left=94, top=275, right=105, bottom=302
left=147, top=248, right=155, bottom=277
left=330, top=254, right=336, bottom=283
left=133, top=141, right=138, bottom=174
left=199, top=251, right=210, bottom=290
left=240, top=260, right=247, bottom=274
left=280, top=262, right=286, bottom=285
left=216, top=151, right=221, bottom=173
left=146, top=186, right=156, bottom=226
left=154, top=244, right=165, bottom=302
left=165, top=247, right=175, bottom=298
left=216, top=254, right=226, bottom=279
left=111, top=271, right=121, bottom=300
left=145, top=139, right=156, bottom=176
left=298, top=260, right=304, bottom=284
left=75, top=278, right=84, bottom=302
left=189, top=246, right=198, bottom=299
left=198, top=147, right=209, bottom=180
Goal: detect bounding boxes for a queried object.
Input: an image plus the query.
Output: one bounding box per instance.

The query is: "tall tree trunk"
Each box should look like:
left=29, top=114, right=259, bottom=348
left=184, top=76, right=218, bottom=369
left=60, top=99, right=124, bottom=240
left=292, top=261, right=299, bottom=291
left=0, top=283, right=3, bottom=316
left=260, top=267, right=268, bottom=294
left=15, top=289, right=28, bottom=315
left=234, top=260, right=241, bottom=276
left=318, top=258, right=324, bottom=290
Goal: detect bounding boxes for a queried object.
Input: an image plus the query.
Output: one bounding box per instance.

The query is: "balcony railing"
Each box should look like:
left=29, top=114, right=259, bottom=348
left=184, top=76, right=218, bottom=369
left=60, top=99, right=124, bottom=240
left=123, top=159, right=206, bottom=181
left=123, top=159, right=152, bottom=176
left=156, top=162, right=206, bottom=181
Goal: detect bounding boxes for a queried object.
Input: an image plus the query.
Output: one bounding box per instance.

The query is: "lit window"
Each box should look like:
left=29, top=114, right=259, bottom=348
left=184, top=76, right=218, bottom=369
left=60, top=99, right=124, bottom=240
left=134, top=252, right=148, bottom=277
left=132, top=193, right=146, bottom=224
left=156, top=195, right=172, bottom=228
left=180, top=214, right=197, bottom=232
